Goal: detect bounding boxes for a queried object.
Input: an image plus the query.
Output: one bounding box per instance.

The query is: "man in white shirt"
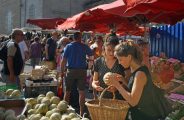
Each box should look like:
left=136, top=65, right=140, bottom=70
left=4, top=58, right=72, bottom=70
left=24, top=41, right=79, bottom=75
left=18, top=40, right=29, bottom=62
left=18, top=39, right=29, bottom=72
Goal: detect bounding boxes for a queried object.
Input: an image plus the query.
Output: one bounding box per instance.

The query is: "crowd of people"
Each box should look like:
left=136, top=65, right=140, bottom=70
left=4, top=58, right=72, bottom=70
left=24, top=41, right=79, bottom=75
left=0, top=28, right=171, bottom=120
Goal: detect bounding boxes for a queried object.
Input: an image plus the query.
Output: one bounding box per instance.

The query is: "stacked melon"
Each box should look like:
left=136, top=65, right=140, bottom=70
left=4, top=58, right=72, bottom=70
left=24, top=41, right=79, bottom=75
left=0, top=108, right=18, bottom=120
left=24, top=91, right=89, bottom=120
left=3, top=89, right=22, bottom=99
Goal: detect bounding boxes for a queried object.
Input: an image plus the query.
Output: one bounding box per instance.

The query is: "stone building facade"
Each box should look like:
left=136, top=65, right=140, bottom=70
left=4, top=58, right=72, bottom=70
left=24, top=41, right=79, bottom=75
left=0, top=0, right=114, bottom=35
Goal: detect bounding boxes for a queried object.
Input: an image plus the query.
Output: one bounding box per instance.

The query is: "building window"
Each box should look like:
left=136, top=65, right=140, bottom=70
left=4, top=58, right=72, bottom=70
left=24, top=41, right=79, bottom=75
left=29, top=4, right=35, bottom=18
left=7, top=11, right=13, bottom=33
left=28, top=4, right=35, bottom=27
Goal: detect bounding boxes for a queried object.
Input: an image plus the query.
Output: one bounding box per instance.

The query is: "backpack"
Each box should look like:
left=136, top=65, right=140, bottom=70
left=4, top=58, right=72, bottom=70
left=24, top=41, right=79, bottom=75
left=0, top=40, right=10, bottom=61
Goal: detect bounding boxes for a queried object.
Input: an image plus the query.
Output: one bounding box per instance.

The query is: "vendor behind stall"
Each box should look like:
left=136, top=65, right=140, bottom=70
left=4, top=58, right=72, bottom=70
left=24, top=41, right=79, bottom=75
left=0, top=28, right=24, bottom=89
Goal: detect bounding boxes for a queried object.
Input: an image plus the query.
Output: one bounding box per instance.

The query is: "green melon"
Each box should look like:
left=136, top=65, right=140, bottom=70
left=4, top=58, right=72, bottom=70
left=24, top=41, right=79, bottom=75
left=57, top=100, right=68, bottom=112
left=50, top=113, right=61, bottom=120
left=36, top=103, right=48, bottom=115
left=45, top=110, right=54, bottom=118
left=46, top=91, right=55, bottom=98
left=5, top=89, right=14, bottom=96
left=49, top=104, right=57, bottom=110
left=50, top=96, right=60, bottom=105
left=40, top=116, right=50, bottom=120
left=41, top=97, right=51, bottom=106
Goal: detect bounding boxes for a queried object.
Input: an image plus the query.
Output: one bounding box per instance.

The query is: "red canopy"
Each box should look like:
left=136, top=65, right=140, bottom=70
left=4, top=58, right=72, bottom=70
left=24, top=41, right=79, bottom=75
left=57, top=8, right=140, bottom=34
left=90, top=0, right=184, bottom=24
left=123, top=0, right=184, bottom=24
left=124, top=0, right=184, bottom=15
left=27, top=18, right=65, bottom=29
left=91, top=0, right=127, bottom=16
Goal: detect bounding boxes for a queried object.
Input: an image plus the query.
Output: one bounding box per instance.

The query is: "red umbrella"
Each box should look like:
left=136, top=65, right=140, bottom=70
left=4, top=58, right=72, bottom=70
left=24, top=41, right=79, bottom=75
left=91, top=0, right=127, bottom=16
left=57, top=8, right=139, bottom=33
left=91, top=0, right=184, bottom=24
left=124, top=0, right=184, bottom=15
left=123, top=0, right=184, bottom=24
left=27, top=18, right=66, bottom=29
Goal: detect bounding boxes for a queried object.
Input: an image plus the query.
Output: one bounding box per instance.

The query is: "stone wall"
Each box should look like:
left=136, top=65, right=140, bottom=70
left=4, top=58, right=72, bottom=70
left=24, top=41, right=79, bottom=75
left=0, top=0, right=112, bottom=34
left=0, top=0, right=21, bottom=34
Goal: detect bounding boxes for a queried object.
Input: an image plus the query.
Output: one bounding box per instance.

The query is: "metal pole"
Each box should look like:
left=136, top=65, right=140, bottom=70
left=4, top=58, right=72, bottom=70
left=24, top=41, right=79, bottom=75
left=70, top=0, right=71, bottom=16
left=20, top=0, right=22, bottom=27
left=24, top=0, right=27, bottom=27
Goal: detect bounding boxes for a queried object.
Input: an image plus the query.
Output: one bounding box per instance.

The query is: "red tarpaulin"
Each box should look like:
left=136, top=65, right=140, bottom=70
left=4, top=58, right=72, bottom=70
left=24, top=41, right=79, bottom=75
left=27, top=18, right=66, bottom=29
left=57, top=8, right=140, bottom=34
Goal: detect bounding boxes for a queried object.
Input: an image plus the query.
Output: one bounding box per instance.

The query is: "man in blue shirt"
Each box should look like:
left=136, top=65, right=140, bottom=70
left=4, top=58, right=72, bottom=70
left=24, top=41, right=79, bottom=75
left=61, top=32, right=93, bottom=116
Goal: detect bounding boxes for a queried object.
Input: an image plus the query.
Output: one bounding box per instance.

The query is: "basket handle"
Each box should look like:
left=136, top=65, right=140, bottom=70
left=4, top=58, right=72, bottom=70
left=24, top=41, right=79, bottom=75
left=99, top=86, right=115, bottom=106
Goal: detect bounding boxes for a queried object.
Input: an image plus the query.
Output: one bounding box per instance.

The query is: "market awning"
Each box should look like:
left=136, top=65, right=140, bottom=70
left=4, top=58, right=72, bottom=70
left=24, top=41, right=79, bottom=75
left=122, top=0, right=184, bottom=24
left=57, top=8, right=140, bottom=34
left=90, top=0, right=184, bottom=25
left=27, top=18, right=66, bottom=29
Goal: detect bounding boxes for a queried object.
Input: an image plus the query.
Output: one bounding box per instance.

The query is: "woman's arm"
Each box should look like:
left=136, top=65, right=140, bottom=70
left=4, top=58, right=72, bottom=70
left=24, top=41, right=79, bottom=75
left=105, top=71, right=147, bottom=106
left=117, top=71, right=147, bottom=106
left=92, top=71, right=104, bottom=91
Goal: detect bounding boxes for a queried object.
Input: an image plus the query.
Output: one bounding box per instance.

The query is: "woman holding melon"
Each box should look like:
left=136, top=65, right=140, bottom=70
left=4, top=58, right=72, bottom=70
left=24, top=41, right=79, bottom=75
left=104, top=41, right=167, bottom=120
left=92, top=40, right=128, bottom=99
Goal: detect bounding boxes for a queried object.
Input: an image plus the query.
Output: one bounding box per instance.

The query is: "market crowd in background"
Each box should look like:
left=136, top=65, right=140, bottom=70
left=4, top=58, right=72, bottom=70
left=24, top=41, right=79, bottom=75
left=0, top=28, right=174, bottom=119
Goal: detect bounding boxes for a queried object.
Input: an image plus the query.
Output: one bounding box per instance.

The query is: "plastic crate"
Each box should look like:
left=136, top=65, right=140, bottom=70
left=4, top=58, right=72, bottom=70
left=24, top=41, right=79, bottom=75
left=0, top=84, right=18, bottom=92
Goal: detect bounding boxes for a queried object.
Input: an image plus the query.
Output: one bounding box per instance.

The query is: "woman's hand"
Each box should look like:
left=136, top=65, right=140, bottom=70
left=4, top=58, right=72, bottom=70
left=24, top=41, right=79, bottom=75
left=92, top=80, right=104, bottom=92
left=103, top=73, right=122, bottom=87
left=107, top=86, right=117, bottom=93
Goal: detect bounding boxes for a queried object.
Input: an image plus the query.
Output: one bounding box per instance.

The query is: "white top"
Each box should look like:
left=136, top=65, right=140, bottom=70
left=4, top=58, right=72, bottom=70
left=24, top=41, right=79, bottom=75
left=90, top=42, right=98, bottom=50
left=18, top=40, right=28, bottom=60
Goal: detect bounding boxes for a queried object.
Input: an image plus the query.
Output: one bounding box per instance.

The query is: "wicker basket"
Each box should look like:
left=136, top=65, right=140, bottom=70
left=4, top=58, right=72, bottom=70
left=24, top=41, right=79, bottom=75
left=85, top=87, right=129, bottom=120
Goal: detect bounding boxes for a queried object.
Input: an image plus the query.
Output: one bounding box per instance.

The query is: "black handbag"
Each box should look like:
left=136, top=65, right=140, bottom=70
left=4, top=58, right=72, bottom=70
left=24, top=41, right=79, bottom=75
left=152, top=85, right=173, bottom=118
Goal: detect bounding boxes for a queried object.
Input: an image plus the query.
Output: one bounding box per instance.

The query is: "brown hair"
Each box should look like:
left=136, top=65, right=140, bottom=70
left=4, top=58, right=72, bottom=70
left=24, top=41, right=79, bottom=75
left=102, top=41, right=119, bottom=56
left=114, top=41, right=143, bottom=64
left=11, top=28, right=23, bottom=39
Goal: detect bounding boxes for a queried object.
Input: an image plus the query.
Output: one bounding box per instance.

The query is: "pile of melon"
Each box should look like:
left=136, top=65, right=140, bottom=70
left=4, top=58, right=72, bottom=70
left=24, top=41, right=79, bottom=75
left=0, top=89, right=22, bottom=99
left=23, top=91, right=89, bottom=120
left=0, top=108, right=18, bottom=120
